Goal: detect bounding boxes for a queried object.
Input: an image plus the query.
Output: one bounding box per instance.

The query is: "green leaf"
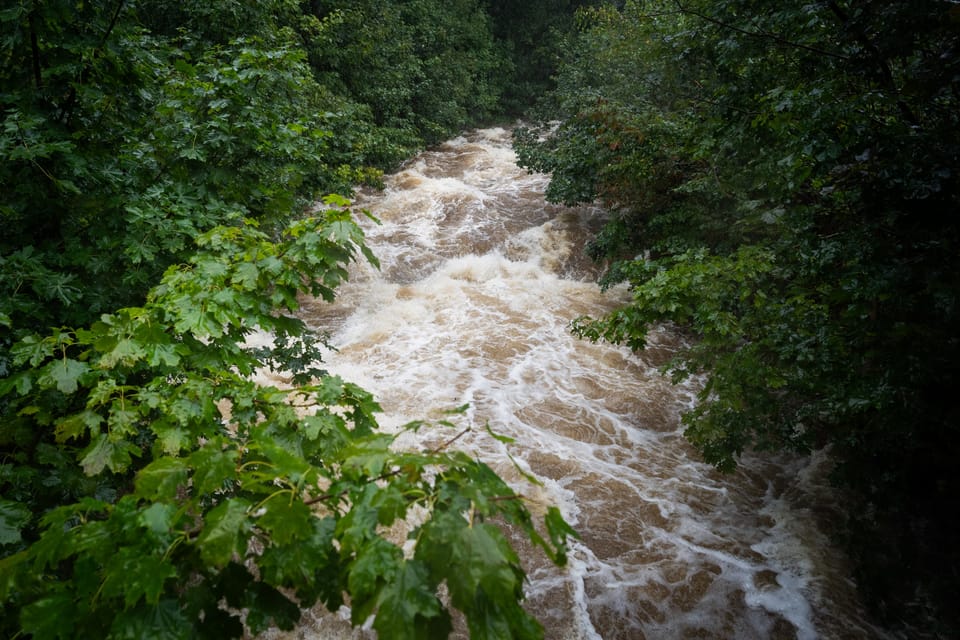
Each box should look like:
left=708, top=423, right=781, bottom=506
left=314, top=375, right=345, bottom=404
left=302, top=411, right=339, bottom=440
left=544, top=506, right=579, bottom=566
left=88, top=378, right=119, bottom=407
left=41, top=358, right=91, bottom=394
left=343, top=435, right=394, bottom=477
left=32, top=502, right=109, bottom=569
left=335, top=484, right=380, bottom=553
left=188, top=445, right=238, bottom=494
left=151, top=423, right=189, bottom=455
left=417, top=511, right=543, bottom=638
left=20, top=592, right=78, bottom=639
left=484, top=423, right=515, bottom=444
left=135, top=321, right=185, bottom=368
left=139, top=502, right=178, bottom=537
left=54, top=410, right=103, bottom=443
left=136, top=458, right=189, bottom=501
left=258, top=516, right=342, bottom=610
left=109, top=599, right=192, bottom=640
left=450, top=523, right=523, bottom=603
left=348, top=537, right=402, bottom=622
left=197, top=499, right=250, bottom=567
left=80, top=433, right=140, bottom=475
left=11, top=334, right=53, bottom=367
left=0, top=499, right=31, bottom=546
left=0, top=550, right=28, bottom=601
left=99, top=337, right=147, bottom=368
left=108, top=403, right=140, bottom=436
left=143, top=341, right=183, bottom=368
left=0, top=371, right=33, bottom=396
left=102, top=547, right=177, bottom=607
left=371, top=482, right=408, bottom=525
left=257, top=497, right=313, bottom=545
left=372, top=560, right=451, bottom=640
left=327, top=220, right=357, bottom=245
left=231, top=261, right=259, bottom=290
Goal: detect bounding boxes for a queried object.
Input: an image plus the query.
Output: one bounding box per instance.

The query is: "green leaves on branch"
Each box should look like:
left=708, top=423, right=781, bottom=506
left=0, top=204, right=573, bottom=638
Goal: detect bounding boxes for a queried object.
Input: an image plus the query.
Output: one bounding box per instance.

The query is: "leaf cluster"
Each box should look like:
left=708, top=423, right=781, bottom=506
left=1, top=204, right=573, bottom=638
left=303, top=0, right=510, bottom=147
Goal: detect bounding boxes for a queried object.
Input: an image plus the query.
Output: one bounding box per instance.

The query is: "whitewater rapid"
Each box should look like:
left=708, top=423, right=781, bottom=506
left=259, top=127, right=890, bottom=640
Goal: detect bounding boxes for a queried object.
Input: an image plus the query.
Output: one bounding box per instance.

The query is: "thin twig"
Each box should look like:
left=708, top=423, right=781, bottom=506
left=429, top=426, right=472, bottom=454
left=303, top=467, right=404, bottom=506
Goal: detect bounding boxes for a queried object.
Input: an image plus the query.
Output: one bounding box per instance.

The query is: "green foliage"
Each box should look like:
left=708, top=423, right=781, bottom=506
left=1, top=1, right=583, bottom=637
left=0, top=1, right=381, bottom=333
left=0, top=204, right=572, bottom=638
left=305, top=0, right=509, bottom=146
left=526, top=0, right=960, bottom=632
left=483, top=0, right=602, bottom=114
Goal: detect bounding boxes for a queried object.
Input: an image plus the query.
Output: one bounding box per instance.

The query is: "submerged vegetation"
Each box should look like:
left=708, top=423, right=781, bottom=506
left=2, top=0, right=957, bottom=637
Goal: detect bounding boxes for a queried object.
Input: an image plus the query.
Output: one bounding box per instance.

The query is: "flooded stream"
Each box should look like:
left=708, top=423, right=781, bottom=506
left=259, top=127, right=890, bottom=639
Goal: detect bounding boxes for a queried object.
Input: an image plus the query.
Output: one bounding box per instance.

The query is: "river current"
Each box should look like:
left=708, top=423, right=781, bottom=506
left=259, top=128, right=890, bottom=639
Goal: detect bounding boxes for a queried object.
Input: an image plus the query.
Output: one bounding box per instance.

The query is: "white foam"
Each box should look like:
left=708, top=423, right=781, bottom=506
left=254, top=127, right=892, bottom=639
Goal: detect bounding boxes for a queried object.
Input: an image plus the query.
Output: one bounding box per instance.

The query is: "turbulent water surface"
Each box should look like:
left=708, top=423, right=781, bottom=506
left=260, top=128, right=889, bottom=640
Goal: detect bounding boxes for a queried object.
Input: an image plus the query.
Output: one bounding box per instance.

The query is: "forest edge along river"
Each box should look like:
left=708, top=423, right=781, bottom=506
left=256, top=128, right=891, bottom=640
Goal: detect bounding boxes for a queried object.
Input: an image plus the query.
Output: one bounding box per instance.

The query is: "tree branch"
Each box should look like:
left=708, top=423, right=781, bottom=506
left=824, top=0, right=918, bottom=126
left=60, top=0, right=127, bottom=124
left=29, top=7, right=42, bottom=89
left=429, top=426, right=471, bottom=454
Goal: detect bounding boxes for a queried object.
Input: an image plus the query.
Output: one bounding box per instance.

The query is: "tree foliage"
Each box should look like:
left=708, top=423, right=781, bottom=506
left=483, top=0, right=605, bottom=114
left=0, top=201, right=572, bottom=638
left=517, top=0, right=960, bottom=633
left=1, top=1, right=581, bottom=638
left=303, top=0, right=509, bottom=146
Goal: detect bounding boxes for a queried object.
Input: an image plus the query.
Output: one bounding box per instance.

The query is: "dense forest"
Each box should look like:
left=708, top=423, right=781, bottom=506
left=1, top=0, right=957, bottom=638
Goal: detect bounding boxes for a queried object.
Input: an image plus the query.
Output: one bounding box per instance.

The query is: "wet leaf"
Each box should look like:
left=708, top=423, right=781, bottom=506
left=139, top=502, right=178, bottom=537
left=54, top=410, right=103, bottom=443
left=189, top=445, right=238, bottom=494
left=257, top=497, right=313, bottom=545
left=352, top=540, right=400, bottom=596
left=102, top=547, right=177, bottom=607
left=109, top=599, right=192, bottom=640
left=20, top=592, right=78, bottom=639
left=0, top=499, right=31, bottom=546
left=197, top=499, right=250, bottom=567
left=79, top=433, right=139, bottom=475
left=372, top=560, right=451, bottom=640
left=41, top=358, right=90, bottom=394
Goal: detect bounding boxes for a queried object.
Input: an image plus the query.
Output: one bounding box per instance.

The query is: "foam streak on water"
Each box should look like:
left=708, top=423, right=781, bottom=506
left=261, top=128, right=891, bottom=640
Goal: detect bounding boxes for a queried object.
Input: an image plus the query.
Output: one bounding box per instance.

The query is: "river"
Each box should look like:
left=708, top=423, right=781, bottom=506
left=259, top=127, right=891, bottom=639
